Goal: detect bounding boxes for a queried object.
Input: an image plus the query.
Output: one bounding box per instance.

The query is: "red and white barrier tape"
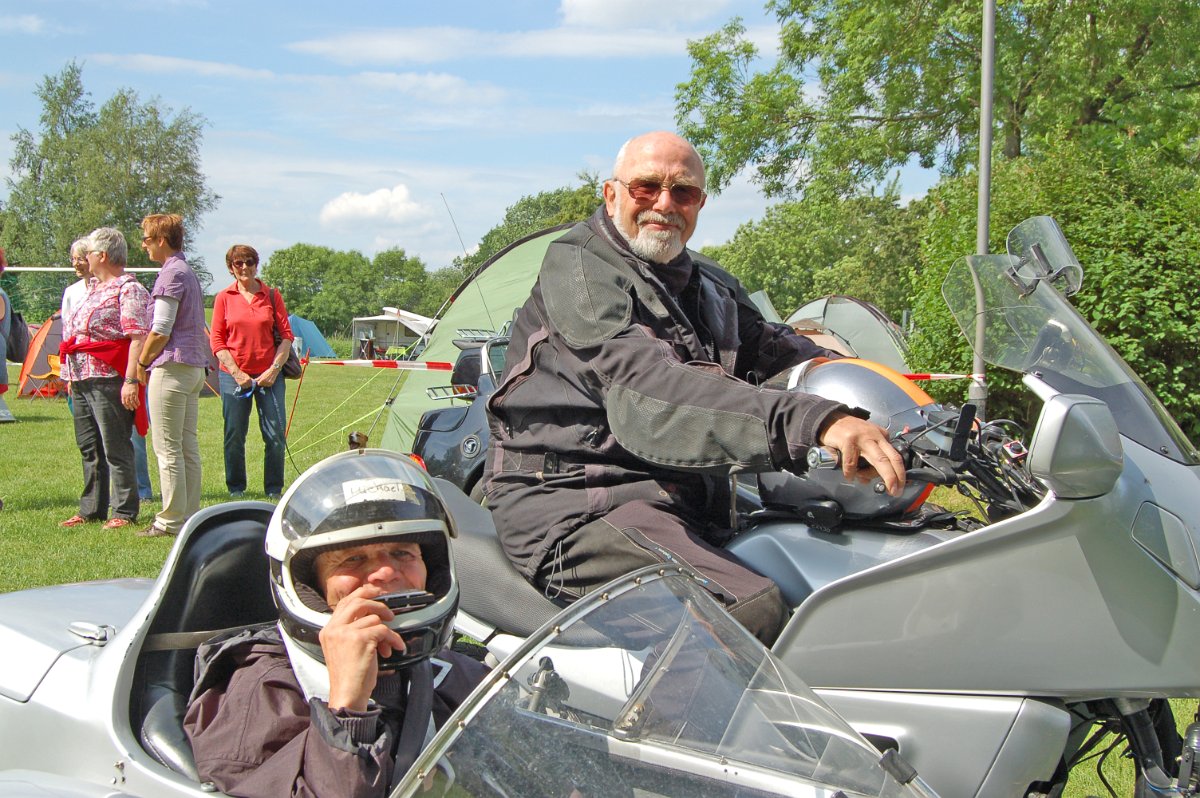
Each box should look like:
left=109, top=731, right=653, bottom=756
left=312, top=359, right=454, bottom=370
left=904, top=373, right=986, bottom=381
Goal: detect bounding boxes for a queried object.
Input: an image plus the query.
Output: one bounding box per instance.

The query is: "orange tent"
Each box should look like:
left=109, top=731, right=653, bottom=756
left=18, top=315, right=63, bottom=398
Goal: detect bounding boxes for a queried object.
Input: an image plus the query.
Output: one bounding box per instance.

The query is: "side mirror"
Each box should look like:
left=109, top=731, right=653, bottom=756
left=1027, top=394, right=1123, bottom=498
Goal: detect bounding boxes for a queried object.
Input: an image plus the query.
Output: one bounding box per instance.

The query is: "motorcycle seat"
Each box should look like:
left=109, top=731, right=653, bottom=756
left=436, top=478, right=573, bottom=638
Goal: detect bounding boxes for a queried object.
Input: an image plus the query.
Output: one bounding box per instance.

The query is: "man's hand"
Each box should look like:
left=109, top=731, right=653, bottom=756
left=320, top=584, right=405, bottom=712
left=817, top=412, right=906, bottom=497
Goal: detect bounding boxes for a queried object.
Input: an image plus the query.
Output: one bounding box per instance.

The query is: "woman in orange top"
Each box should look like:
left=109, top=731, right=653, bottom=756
left=209, top=244, right=294, bottom=498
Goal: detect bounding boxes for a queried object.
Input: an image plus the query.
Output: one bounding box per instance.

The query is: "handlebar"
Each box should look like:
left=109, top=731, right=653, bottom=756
left=807, top=446, right=957, bottom=486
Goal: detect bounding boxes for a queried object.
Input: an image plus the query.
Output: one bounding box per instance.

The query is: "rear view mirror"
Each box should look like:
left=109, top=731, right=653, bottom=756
left=1027, top=394, right=1123, bottom=498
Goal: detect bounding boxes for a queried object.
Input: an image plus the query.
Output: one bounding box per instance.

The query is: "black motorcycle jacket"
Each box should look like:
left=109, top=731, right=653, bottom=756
left=485, top=207, right=849, bottom=579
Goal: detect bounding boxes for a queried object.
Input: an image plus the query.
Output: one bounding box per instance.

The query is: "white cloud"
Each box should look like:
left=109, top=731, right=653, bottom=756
left=290, top=24, right=718, bottom=65
left=88, top=53, right=275, bottom=81
left=353, top=71, right=506, bottom=106
left=290, top=28, right=481, bottom=65
left=319, top=183, right=429, bottom=226
left=559, top=0, right=732, bottom=29
left=0, top=15, right=46, bottom=35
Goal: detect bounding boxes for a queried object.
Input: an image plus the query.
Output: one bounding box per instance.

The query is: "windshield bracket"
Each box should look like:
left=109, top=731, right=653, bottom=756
left=1005, top=243, right=1080, bottom=298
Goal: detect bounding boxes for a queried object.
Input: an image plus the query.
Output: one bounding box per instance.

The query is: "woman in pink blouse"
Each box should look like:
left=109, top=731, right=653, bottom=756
left=58, top=227, right=151, bottom=529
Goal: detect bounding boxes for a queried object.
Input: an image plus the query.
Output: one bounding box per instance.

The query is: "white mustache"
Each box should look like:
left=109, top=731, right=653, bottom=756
left=637, top=210, right=684, bottom=229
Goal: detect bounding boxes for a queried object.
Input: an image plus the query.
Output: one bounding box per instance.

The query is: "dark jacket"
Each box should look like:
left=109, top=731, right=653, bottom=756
left=485, top=208, right=848, bottom=579
left=183, top=625, right=487, bottom=798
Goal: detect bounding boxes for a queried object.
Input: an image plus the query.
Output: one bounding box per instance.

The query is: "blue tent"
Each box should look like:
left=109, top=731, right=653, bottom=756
left=287, top=314, right=335, bottom=358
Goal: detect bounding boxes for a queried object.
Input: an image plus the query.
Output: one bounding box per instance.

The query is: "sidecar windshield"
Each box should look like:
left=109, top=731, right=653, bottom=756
left=942, top=217, right=1198, bottom=464
left=391, top=568, right=935, bottom=798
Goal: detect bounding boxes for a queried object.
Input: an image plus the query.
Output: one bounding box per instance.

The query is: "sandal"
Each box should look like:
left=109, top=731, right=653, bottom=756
left=102, top=518, right=135, bottom=530
left=60, top=514, right=98, bottom=528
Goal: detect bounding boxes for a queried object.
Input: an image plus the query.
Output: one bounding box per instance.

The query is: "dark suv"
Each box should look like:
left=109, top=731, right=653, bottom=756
left=412, top=337, right=507, bottom=501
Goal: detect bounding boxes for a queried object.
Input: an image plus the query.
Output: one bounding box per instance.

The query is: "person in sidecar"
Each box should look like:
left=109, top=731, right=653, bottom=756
left=184, top=450, right=488, bottom=798
left=484, top=131, right=905, bottom=646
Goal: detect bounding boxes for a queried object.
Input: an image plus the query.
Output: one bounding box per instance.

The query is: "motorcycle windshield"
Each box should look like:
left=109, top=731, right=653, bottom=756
left=942, top=216, right=1198, bottom=464
left=392, top=568, right=935, bottom=798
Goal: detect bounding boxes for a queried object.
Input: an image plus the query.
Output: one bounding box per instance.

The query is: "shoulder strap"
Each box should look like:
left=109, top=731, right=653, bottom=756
left=142, top=624, right=265, bottom=652
left=267, top=287, right=280, bottom=335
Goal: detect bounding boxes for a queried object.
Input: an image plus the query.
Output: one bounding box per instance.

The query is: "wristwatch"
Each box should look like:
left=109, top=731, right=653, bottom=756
left=123, top=377, right=139, bottom=385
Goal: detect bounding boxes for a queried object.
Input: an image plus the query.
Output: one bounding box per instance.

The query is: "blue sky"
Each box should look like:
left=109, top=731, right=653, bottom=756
left=1, top=1, right=931, bottom=287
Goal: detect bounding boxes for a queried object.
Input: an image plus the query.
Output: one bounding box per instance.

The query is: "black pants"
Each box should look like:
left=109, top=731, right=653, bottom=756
left=535, top=500, right=788, bottom=645
left=72, top=377, right=139, bottom=521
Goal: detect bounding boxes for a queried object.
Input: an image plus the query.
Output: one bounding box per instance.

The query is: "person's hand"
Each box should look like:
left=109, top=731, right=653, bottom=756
left=320, top=584, right=405, bottom=712
left=234, top=370, right=255, bottom=390
left=135, top=363, right=148, bottom=386
left=120, top=381, right=139, bottom=410
left=817, top=412, right=906, bottom=497
left=257, top=365, right=279, bottom=388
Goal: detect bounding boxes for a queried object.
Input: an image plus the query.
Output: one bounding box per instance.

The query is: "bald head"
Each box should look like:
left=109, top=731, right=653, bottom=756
left=605, top=131, right=707, bottom=263
left=612, top=132, right=706, bottom=189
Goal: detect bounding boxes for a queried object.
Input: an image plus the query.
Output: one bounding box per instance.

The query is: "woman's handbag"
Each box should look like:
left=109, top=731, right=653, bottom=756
left=268, top=288, right=303, bottom=379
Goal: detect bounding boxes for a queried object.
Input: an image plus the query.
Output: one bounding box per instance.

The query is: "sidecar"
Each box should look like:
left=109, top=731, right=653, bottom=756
left=0, top=496, right=937, bottom=798
left=0, top=500, right=277, bottom=797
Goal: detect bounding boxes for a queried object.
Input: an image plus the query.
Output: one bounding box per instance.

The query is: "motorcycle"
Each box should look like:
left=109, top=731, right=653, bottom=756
left=446, top=216, right=1200, bottom=797
left=0, top=504, right=931, bottom=797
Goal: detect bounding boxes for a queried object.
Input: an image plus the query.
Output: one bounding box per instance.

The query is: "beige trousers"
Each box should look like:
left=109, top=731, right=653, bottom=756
left=149, top=361, right=205, bottom=533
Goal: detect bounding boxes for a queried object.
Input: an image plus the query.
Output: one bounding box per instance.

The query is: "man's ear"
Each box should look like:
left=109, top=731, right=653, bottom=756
left=603, top=180, right=618, bottom=216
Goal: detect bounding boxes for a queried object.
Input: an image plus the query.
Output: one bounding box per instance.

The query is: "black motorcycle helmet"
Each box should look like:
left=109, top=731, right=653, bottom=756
left=266, top=448, right=459, bottom=670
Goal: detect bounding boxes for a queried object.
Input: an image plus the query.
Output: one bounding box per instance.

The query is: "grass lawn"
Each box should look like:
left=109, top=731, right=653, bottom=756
left=0, top=360, right=410, bottom=590
left=0, top=361, right=1192, bottom=795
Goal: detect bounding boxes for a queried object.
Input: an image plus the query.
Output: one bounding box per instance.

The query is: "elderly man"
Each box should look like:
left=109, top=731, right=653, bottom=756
left=484, top=131, right=904, bottom=645
left=185, top=450, right=487, bottom=798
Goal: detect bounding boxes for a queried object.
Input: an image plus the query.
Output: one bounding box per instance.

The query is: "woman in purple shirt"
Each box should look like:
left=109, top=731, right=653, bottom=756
left=135, top=213, right=209, bottom=538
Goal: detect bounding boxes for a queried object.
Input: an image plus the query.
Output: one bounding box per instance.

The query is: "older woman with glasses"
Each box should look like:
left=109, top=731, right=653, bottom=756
left=60, top=237, right=92, bottom=321
left=209, top=244, right=294, bottom=499
left=136, top=213, right=208, bottom=538
left=58, top=228, right=151, bottom=529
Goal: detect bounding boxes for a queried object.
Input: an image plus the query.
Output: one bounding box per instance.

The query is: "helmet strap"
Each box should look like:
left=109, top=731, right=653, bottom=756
left=280, top=623, right=331, bottom=702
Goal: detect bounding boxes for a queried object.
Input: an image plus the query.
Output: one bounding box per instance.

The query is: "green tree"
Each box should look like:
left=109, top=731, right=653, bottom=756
left=909, top=138, right=1200, bottom=439
left=677, top=2, right=1200, bottom=197
left=263, top=244, right=434, bottom=334
left=374, top=247, right=436, bottom=316
left=702, top=184, right=922, bottom=320
left=1, top=62, right=218, bottom=318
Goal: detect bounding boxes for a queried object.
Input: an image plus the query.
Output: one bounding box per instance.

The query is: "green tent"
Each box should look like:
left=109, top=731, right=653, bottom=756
left=380, top=224, right=572, bottom=452
left=786, top=295, right=911, bottom=373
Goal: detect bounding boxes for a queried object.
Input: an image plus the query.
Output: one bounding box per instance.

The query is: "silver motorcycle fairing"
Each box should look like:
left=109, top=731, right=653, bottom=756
left=399, top=566, right=937, bottom=798
left=762, top=236, right=1200, bottom=698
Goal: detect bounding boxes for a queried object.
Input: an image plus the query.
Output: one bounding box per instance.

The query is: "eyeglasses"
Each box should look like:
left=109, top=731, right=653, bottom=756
left=613, top=177, right=705, bottom=206
left=232, top=260, right=258, bottom=268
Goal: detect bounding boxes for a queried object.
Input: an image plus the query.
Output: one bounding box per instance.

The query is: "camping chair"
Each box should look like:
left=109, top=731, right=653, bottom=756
left=27, top=355, right=62, bottom=400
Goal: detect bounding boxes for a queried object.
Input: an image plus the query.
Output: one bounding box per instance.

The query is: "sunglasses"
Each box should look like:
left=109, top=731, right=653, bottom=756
left=232, top=260, right=258, bottom=268
left=614, top=178, right=705, bottom=206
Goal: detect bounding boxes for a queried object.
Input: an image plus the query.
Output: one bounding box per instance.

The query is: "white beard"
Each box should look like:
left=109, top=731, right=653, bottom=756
left=612, top=193, right=685, bottom=263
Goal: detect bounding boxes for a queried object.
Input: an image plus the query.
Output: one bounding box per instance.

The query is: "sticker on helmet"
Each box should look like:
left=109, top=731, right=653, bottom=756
left=343, top=477, right=418, bottom=505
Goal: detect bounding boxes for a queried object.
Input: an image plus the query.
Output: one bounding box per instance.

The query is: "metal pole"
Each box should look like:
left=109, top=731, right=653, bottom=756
left=970, top=0, right=996, bottom=418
